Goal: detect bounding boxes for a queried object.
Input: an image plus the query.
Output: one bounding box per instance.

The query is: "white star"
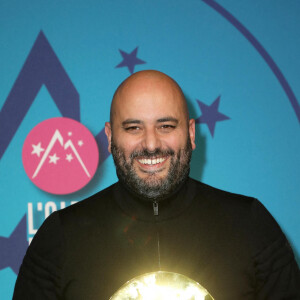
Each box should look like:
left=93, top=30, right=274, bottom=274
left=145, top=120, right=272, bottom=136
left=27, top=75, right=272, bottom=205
left=49, top=153, right=60, bottom=164
left=78, top=140, right=84, bottom=146
left=68, top=132, right=72, bottom=136
left=66, top=153, right=73, bottom=162
left=31, top=142, right=44, bottom=157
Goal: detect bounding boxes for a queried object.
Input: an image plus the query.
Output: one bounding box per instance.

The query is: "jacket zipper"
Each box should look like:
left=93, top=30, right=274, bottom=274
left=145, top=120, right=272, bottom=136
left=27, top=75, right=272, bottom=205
left=153, top=201, right=158, bottom=216
left=153, top=201, right=161, bottom=270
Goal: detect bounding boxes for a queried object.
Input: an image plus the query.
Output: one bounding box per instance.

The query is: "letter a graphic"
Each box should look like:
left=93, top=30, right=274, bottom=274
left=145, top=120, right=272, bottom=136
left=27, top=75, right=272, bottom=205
left=0, top=31, right=80, bottom=160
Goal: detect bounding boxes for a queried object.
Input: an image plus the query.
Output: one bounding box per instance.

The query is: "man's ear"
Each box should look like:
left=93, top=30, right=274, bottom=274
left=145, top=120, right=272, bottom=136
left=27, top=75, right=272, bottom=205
left=189, top=119, right=196, bottom=150
left=105, top=122, right=112, bottom=153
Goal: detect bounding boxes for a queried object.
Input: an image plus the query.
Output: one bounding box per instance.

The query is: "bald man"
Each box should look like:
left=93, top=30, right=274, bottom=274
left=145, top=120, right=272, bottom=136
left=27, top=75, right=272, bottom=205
left=106, top=70, right=195, bottom=202
left=14, top=71, right=300, bottom=299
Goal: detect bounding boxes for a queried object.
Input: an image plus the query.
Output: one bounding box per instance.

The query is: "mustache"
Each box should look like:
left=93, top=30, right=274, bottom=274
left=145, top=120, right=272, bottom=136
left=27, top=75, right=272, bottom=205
left=130, top=148, right=175, bottom=159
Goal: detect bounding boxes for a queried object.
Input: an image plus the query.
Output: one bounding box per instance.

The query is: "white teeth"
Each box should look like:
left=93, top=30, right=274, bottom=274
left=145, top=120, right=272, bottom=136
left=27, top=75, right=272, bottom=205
left=138, top=157, right=166, bottom=165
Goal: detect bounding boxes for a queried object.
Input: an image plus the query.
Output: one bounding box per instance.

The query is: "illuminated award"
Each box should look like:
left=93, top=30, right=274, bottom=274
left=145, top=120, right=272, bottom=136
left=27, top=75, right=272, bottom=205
left=110, top=271, right=214, bottom=299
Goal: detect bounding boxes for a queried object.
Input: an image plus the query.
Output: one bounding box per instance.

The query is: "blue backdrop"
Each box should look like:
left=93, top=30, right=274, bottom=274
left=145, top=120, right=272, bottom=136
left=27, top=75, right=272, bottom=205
left=0, top=0, right=299, bottom=298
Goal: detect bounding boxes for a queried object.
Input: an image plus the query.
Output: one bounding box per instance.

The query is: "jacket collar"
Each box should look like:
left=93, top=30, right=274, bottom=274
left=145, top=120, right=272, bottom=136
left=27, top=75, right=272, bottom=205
left=113, top=178, right=197, bottom=222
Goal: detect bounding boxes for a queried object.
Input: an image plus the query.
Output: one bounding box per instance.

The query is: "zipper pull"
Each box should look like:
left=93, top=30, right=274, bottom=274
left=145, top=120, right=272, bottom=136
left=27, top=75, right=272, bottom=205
left=153, top=201, right=158, bottom=216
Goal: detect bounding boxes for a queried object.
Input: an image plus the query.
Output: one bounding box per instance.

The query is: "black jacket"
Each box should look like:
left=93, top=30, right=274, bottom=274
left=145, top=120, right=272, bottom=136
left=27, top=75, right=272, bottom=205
left=13, top=178, right=300, bottom=299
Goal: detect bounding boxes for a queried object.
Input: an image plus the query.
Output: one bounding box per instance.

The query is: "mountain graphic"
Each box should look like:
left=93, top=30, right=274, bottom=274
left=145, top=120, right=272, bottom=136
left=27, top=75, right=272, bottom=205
left=0, top=215, right=28, bottom=275
left=32, top=129, right=91, bottom=179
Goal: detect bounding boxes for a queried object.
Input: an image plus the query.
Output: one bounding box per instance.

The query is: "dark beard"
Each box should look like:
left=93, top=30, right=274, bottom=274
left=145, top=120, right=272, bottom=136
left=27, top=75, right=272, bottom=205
left=110, top=136, right=192, bottom=202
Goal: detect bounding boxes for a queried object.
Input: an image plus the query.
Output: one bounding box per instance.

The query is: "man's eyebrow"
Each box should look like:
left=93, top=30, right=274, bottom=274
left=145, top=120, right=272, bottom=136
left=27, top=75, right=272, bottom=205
left=122, top=119, right=142, bottom=126
left=157, top=117, right=178, bottom=124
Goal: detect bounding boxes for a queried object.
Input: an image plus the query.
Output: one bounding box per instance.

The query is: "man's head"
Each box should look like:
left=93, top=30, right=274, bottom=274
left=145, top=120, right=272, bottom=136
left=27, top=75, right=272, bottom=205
left=105, top=70, right=196, bottom=201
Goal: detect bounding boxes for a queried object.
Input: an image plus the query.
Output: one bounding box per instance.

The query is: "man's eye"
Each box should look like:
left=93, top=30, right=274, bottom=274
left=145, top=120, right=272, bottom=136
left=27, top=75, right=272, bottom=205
left=124, top=126, right=141, bottom=132
left=159, top=125, right=176, bottom=131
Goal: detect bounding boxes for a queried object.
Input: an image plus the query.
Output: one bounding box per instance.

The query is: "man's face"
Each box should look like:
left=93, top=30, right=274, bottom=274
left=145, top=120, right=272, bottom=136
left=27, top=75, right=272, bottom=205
left=105, top=74, right=196, bottom=200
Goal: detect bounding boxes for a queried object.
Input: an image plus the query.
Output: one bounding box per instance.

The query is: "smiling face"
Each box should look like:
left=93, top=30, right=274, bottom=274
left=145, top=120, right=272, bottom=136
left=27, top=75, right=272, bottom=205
left=105, top=70, right=196, bottom=200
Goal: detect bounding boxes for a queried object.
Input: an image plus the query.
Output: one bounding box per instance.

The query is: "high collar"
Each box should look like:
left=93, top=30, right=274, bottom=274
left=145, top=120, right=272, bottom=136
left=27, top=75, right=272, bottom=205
left=113, top=178, right=197, bottom=222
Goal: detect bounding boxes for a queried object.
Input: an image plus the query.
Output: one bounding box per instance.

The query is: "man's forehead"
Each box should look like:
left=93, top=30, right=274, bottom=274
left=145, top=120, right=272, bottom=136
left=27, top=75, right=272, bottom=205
left=114, top=97, right=184, bottom=123
left=121, top=117, right=179, bottom=125
left=110, top=70, right=189, bottom=122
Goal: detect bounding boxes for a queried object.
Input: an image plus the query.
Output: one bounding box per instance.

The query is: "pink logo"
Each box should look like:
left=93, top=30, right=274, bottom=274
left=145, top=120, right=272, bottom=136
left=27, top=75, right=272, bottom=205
left=22, top=117, right=99, bottom=194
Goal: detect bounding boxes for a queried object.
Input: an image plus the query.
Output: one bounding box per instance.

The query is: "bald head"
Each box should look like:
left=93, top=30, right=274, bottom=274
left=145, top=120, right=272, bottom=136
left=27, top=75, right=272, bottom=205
left=105, top=70, right=196, bottom=200
left=110, top=70, right=189, bottom=125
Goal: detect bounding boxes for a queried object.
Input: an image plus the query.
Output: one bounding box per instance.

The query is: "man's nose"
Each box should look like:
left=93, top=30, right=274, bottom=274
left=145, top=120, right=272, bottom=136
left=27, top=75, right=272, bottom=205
left=142, top=128, right=161, bottom=151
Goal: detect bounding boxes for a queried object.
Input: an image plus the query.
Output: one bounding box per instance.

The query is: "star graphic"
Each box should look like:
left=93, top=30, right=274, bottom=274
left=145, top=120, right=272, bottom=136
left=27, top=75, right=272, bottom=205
left=115, top=47, right=146, bottom=74
left=68, top=132, right=72, bottom=136
left=195, top=96, right=230, bottom=137
left=78, top=140, right=84, bottom=146
left=31, top=142, right=44, bottom=157
left=0, top=215, right=28, bottom=275
left=49, top=153, right=60, bottom=164
left=66, top=153, right=73, bottom=162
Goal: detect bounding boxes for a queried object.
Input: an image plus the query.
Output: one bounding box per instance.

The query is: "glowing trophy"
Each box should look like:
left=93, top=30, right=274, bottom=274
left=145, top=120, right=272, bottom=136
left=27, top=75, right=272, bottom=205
left=110, top=271, right=214, bottom=300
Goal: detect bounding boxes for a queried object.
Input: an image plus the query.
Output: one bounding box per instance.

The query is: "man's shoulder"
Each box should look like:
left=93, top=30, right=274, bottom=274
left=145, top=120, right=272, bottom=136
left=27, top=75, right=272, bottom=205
left=188, top=177, right=261, bottom=216
left=58, top=182, right=118, bottom=218
left=190, top=177, right=255, bottom=203
left=189, top=177, right=282, bottom=236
